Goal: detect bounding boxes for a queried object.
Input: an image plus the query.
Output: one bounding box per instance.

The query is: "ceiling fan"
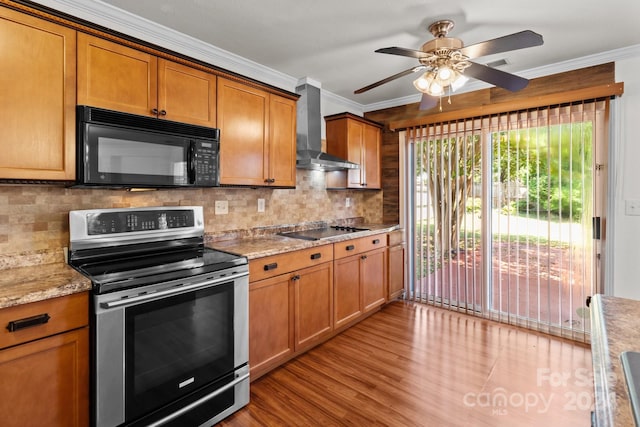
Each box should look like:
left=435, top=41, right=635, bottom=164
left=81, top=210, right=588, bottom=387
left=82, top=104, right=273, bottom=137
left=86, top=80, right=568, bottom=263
left=354, top=20, right=543, bottom=110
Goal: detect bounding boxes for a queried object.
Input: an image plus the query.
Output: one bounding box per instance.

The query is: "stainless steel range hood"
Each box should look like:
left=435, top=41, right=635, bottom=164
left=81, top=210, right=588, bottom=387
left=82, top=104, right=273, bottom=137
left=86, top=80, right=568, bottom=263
left=295, top=82, right=359, bottom=171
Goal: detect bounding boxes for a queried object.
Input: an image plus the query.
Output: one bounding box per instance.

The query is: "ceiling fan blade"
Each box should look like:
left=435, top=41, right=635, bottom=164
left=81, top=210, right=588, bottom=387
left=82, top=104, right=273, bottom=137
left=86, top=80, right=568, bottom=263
left=375, top=47, right=434, bottom=60
left=419, top=93, right=438, bottom=110
left=354, top=66, right=425, bottom=94
left=459, top=30, right=543, bottom=58
left=464, top=62, right=529, bottom=92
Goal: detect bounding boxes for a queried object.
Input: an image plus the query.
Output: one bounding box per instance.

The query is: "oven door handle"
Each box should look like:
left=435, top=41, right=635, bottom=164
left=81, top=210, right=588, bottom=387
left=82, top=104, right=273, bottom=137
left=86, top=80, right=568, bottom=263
left=100, top=271, right=249, bottom=309
left=146, top=371, right=250, bottom=427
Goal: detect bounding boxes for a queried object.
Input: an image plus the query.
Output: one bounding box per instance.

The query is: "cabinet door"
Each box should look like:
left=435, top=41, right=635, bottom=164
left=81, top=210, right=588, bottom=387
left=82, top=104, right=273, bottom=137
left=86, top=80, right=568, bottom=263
left=294, top=262, right=333, bottom=351
left=362, top=247, right=387, bottom=313
left=158, top=58, right=216, bottom=127
left=388, top=244, right=405, bottom=300
left=217, top=78, right=269, bottom=186
left=268, top=95, right=297, bottom=187
left=363, top=123, right=381, bottom=189
left=334, top=254, right=362, bottom=329
left=77, top=33, right=158, bottom=117
left=346, top=119, right=365, bottom=188
left=249, top=274, right=294, bottom=378
left=0, top=327, right=89, bottom=427
left=0, top=8, right=76, bottom=180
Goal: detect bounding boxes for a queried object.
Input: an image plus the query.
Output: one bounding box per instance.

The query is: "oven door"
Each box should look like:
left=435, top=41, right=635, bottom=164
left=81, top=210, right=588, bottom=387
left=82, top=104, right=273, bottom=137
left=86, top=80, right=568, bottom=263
left=93, top=271, right=249, bottom=427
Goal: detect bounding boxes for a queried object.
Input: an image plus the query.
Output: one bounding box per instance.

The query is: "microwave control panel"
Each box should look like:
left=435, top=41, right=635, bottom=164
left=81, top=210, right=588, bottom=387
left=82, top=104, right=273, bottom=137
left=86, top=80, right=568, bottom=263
left=194, top=140, right=219, bottom=186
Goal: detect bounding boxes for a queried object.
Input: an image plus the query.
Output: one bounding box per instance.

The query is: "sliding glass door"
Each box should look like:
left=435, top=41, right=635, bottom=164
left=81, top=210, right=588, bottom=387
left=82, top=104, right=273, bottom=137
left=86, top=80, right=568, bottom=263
left=407, top=100, right=608, bottom=341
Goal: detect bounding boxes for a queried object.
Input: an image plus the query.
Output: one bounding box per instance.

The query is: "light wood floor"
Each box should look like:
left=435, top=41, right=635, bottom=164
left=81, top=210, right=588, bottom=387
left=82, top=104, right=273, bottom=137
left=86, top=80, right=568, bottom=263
left=220, top=301, right=593, bottom=426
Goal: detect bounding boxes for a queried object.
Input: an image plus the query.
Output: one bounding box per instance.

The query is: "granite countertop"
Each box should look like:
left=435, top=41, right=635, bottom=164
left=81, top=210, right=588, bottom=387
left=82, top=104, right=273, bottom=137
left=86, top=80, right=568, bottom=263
left=210, top=224, right=399, bottom=259
left=591, top=294, right=640, bottom=426
left=0, top=262, right=92, bottom=309
left=0, top=224, right=399, bottom=310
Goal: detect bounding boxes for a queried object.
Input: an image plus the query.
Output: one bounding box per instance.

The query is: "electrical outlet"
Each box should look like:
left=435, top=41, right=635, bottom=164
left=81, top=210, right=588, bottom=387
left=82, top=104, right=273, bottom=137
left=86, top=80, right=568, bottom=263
left=214, top=200, right=228, bottom=215
left=345, top=197, right=351, bottom=207
left=257, top=198, right=265, bottom=213
left=626, top=200, right=640, bottom=216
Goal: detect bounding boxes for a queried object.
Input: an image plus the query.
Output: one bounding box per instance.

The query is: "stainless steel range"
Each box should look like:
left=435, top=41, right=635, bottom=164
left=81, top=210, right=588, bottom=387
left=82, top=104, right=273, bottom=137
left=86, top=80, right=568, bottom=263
left=68, top=206, right=249, bottom=427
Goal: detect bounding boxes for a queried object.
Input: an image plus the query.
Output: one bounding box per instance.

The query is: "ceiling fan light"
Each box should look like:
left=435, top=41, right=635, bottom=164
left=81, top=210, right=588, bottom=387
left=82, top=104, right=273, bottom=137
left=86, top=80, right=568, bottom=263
left=451, top=73, right=469, bottom=92
left=413, top=72, right=435, bottom=93
left=436, top=66, right=453, bottom=82
left=426, top=81, right=444, bottom=97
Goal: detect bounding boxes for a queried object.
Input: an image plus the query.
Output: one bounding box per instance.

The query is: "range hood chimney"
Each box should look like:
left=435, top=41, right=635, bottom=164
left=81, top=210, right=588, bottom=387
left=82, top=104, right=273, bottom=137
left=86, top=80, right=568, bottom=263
left=295, top=80, right=359, bottom=171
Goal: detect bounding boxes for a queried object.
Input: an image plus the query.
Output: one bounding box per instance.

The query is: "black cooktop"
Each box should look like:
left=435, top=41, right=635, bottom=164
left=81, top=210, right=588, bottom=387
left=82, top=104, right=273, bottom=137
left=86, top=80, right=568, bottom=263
left=70, top=245, right=247, bottom=294
left=278, top=226, right=370, bottom=241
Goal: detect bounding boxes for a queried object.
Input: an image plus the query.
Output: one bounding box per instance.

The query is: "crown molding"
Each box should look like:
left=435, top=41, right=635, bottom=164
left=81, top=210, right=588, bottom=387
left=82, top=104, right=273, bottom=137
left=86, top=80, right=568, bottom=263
left=26, top=1, right=640, bottom=114
left=28, top=0, right=299, bottom=92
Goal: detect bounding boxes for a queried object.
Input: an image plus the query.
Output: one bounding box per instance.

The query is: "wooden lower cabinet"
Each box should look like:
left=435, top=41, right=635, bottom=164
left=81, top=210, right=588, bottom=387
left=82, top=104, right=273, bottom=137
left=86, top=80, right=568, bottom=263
left=362, top=247, right=387, bottom=312
left=333, top=255, right=362, bottom=328
left=248, top=246, right=334, bottom=379
left=249, top=274, right=294, bottom=378
left=0, top=328, right=89, bottom=427
left=334, top=235, right=388, bottom=330
left=388, top=244, right=405, bottom=300
left=0, top=292, right=89, bottom=427
left=249, top=235, right=389, bottom=379
left=294, top=262, right=333, bottom=351
left=334, top=247, right=387, bottom=328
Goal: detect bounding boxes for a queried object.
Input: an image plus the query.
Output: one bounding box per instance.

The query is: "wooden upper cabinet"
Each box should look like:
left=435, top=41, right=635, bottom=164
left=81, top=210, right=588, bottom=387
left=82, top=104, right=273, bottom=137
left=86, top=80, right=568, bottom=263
left=268, top=95, right=297, bottom=187
left=362, top=121, right=381, bottom=189
left=325, top=112, right=382, bottom=189
left=77, top=33, right=216, bottom=127
left=0, top=7, right=76, bottom=180
left=217, top=77, right=296, bottom=187
left=157, top=58, right=216, bottom=127
left=217, top=78, right=269, bottom=186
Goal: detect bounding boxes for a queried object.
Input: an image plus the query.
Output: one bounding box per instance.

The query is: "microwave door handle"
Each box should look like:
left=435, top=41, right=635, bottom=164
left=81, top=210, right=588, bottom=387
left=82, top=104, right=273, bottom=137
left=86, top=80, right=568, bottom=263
left=188, top=140, right=196, bottom=184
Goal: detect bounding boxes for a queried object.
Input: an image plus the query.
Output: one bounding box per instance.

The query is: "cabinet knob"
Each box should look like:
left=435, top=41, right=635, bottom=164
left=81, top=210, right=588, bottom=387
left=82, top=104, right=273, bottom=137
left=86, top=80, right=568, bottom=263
left=291, top=274, right=301, bottom=281
left=159, top=110, right=167, bottom=116
left=310, top=253, right=322, bottom=260
left=372, top=239, right=380, bottom=245
left=346, top=245, right=355, bottom=251
left=264, top=178, right=275, bottom=184
left=151, top=108, right=159, bottom=115
left=361, top=255, right=368, bottom=260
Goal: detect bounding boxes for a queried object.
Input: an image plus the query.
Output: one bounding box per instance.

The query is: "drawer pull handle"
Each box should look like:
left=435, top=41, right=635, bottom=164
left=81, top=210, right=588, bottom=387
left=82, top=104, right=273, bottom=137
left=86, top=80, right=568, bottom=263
left=264, top=262, right=278, bottom=271
left=6, top=313, right=51, bottom=332
left=372, top=239, right=380, bottom=244
left=346, top=245, right=355, bottom=251
left=310, top=253, right=322, bottom=260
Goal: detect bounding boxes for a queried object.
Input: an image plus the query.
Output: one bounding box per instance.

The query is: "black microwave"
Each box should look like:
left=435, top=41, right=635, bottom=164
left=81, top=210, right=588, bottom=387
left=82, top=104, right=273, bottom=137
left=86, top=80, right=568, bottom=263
left=75, top=105, right=220, bottom=188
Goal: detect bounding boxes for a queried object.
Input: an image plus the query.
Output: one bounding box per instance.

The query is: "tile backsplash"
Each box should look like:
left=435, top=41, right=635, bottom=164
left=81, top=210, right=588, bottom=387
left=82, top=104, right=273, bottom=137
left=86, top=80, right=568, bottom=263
left=0, top=169, right=382, bottom=263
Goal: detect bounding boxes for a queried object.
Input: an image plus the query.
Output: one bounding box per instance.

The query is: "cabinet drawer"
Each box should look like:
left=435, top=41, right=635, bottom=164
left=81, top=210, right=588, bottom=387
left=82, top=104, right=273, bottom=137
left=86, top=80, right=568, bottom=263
left=388, top=229, right=404, bottom=246
left=0, top=292, right=88, bottom=350
left=249, top=245, right=334, bottom=282
left=334, top=234, right=387, bottom=259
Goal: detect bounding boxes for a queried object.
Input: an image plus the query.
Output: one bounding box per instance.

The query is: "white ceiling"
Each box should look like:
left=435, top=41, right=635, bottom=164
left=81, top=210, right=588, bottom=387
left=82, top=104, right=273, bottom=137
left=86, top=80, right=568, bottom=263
left=88, top=1, right=640, bottom=107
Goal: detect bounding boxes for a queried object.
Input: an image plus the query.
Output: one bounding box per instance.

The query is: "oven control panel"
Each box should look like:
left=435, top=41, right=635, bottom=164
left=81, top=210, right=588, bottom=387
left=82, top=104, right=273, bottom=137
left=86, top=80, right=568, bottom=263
left=87, top=210, right=195, bottom=235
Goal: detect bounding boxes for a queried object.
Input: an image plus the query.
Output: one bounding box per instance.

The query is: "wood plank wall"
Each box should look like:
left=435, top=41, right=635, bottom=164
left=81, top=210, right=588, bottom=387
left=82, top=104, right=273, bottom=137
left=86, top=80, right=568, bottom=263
left=364, top=63, right=616, bottom=223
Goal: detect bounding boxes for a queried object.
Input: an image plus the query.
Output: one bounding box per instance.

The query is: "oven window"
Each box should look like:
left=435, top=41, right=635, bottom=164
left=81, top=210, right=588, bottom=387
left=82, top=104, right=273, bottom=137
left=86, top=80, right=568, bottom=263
left=125, top=282, right=234, bottom=421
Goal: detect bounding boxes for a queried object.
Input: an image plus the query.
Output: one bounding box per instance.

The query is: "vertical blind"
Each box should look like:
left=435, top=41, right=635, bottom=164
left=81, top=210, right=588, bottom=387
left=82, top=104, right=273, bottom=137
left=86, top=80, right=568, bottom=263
left=407, top=99, right=608, bottom=342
